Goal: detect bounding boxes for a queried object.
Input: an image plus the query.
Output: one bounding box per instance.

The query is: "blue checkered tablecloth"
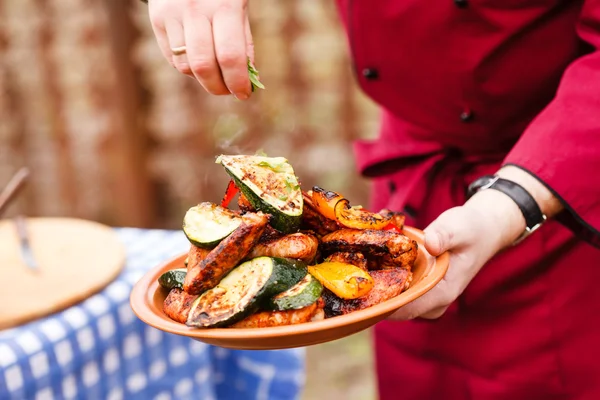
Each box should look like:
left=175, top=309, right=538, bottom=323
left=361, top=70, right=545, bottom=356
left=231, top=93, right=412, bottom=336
left=0, top=228, right=306, bottom=400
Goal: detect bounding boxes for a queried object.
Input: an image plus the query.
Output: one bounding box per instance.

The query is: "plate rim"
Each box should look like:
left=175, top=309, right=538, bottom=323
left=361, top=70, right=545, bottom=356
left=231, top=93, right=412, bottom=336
left=130, top=226, right=449, bottom=342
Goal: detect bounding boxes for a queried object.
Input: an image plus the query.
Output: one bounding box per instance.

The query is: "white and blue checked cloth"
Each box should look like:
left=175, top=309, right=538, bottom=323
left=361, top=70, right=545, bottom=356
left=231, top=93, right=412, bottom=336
left=0, top=229, right=305, bottom=400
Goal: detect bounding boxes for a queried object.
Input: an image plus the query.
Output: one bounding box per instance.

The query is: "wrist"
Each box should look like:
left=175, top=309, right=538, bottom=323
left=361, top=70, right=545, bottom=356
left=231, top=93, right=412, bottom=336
left=464, top=188, right=527, bottom=250
left=496, top=165, right=563, bottom=218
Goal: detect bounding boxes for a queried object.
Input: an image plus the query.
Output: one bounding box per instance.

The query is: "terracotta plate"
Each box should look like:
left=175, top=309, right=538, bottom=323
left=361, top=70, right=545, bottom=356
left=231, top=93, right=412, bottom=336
left=130, top=226, right=449, bottom=350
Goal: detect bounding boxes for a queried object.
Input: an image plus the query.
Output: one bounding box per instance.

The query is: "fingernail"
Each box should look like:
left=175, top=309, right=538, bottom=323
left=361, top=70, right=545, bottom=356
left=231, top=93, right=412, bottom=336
left=424, top=230, right=441, bottom=255
left=234, top=92, right=249, bottom=101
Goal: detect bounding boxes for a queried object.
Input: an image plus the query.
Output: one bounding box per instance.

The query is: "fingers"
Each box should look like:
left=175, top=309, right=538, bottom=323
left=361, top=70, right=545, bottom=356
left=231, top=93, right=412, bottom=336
left=389, top=279, right=455, bottom=321
left=165, top=18, right=192, bottom=76
left=183, top=11, right=229, bottom=95
left=212, top=3, right=252, bottom=99
left=245, top=14, right=255, bottom=65
left=423, top=207, right=475, bottom=256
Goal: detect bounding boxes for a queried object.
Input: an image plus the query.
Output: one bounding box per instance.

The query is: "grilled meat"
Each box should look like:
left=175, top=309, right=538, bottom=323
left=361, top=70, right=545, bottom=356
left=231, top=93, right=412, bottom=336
left=320, top=229, right=418, bottom=269
left=325, top=251, right=368, bottom=271
left=187, top=245, right=211, bottom=272
left=323, top=268, right=412, bottom=317
left=237, top=193, right=255, bottom=213
left=378, top=209, right=406, bottom=231
left=248, top=232, right=319, bottom=263
left=258, top=224, right=283, bottom=244
left=163, top=288, right=199, bottom=324
left=184, top=211, right=269, bottom=295
left=230, top=298, right=324, bottom=328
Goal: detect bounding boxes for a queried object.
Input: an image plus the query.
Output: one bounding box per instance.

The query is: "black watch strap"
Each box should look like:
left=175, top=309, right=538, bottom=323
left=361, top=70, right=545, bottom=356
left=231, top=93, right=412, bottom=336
left=467, top=175, right=547, bottom=244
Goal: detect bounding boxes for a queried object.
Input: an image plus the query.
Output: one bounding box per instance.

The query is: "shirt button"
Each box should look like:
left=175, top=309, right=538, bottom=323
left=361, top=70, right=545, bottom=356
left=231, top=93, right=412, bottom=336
left=362, top=68, right=379, bottom=80
left=460, top=109, right=474, bottom=122
left=454, top=0, right=468, bottom=8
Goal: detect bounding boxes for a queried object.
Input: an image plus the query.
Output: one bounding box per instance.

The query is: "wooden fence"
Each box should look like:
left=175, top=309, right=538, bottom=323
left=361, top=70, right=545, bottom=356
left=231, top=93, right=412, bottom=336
left=0, top=0, right=379, bottom=229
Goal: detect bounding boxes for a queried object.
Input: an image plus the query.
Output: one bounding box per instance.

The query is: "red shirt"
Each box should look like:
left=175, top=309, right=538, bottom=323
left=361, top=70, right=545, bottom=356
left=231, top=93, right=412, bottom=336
left=334, top=1, right=600, bottom=399
left=336, top=0, right=600, bottom=245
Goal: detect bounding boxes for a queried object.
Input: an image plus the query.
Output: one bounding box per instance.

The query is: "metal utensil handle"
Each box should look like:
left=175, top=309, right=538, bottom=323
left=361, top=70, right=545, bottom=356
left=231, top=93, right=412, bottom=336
left=0, top=167, right=30, bottom=218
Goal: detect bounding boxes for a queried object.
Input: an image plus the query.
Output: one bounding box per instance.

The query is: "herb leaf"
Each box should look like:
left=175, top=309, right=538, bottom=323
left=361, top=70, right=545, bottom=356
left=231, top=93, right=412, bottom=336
left=248, top=59, right=265, bottom=92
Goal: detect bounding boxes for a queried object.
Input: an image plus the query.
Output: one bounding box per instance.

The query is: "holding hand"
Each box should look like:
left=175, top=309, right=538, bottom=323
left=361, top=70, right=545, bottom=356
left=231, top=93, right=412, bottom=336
left=148, top=0, right=254, bottom=99
left=390, top=166, right=563, bottom=320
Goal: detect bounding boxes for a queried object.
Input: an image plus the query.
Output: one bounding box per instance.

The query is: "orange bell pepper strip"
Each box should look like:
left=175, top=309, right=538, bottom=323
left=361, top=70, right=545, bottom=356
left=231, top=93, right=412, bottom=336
left=311, top=186, right=344, bottom=221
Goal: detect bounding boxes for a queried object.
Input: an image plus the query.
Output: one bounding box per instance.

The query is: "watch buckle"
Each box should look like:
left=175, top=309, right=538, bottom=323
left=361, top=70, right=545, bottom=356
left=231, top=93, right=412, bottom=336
left=512, top=214, right=547, bottom=246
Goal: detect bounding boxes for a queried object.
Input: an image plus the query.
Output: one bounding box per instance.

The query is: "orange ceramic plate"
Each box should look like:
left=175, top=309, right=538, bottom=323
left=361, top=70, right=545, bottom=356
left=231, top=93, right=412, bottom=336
left=130, top=226, right=449, bottom=350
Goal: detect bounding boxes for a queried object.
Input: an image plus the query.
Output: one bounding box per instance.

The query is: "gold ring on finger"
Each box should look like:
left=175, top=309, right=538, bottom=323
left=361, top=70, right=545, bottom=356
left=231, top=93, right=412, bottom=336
left=171, top=46, right=187, bottom=56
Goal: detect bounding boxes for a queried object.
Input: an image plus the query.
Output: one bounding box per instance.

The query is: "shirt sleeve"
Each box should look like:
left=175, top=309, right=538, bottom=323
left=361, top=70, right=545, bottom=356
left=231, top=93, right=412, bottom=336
left=503, top=0, right=600, bottom=248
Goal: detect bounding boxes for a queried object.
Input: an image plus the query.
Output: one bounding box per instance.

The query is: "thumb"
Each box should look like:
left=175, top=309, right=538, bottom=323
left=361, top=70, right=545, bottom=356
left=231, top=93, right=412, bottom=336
left=423, top=207, right=471, bottom=256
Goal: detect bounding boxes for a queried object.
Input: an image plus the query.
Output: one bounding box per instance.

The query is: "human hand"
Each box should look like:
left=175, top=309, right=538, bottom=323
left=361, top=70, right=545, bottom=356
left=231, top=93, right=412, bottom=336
left=389, top=166, right=564, bottom=320
left=389, top=189, right=527, bottom=320
left=148, top=0, right=254, bottom=99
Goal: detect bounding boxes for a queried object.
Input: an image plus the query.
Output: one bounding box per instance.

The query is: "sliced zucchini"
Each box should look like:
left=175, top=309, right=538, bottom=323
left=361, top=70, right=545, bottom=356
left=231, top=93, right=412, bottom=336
left=186, top=257, right=307, bottom=328
left=158, top=268, right=187, bottom=290
left=215, top=155, right=303, bottom=233
left=267, top=273, right=323, bottom=311
left=183, top=202, right=242, bottom=248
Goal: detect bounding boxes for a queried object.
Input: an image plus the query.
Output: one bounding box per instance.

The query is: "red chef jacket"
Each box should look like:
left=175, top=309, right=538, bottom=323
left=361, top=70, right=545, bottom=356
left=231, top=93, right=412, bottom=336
left=335, top=0, right=600, bottom=399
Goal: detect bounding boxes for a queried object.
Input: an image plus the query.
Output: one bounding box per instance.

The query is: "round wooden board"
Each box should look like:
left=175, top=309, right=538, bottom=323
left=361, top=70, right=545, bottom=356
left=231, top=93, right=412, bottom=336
left=0, top=217, right=125, bottom=330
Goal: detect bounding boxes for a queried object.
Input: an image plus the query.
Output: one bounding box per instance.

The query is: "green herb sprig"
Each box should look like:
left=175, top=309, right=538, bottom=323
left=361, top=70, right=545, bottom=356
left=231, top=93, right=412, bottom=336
left=248, top=58, right=265, bottom=92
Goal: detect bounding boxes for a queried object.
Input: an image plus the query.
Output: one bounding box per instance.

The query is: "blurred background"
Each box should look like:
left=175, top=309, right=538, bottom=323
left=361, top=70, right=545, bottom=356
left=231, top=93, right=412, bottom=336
left=1, top=0, right=381, bottom=398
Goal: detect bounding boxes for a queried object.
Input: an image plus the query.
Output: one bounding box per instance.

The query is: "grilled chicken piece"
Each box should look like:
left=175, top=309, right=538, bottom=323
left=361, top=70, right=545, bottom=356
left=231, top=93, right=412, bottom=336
left=257, top=224, right=283, bottom=244
left=320, top=229, right=418, bottom=270
left=300, top=191, right=339, bottom=236
left=184, top=212, right=269, bottom=295
left=187, top=245, right=211, bottom=272
left=325, top=251, right=368, bottom=271
left=163, top=288, right=199, bottom=324
left=378, top=209, right=406, bottom=231
left=323, top=268, right=412, bottom=317
left=238, top=193, right=255, bottom=213
left=248, top=232, right=319, bottom=263
left=231, top=298, right=324, bottom=328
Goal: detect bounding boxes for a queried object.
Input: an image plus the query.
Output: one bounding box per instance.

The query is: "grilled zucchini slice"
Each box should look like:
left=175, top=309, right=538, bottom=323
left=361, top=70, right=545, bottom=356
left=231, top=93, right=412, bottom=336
left=186, top=257, right=307, bottom=328
left=215, top=155, right=303, bottom=233
left=267, top=273, right=323, bottom=311
left=183, top=202, right=242, bottom=248
left=158, top=268, right=187, bottom=290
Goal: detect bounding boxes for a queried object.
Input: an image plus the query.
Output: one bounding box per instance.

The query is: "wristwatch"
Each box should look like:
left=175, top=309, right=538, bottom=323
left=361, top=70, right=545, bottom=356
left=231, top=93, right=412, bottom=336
left=467, top=175, right=547, bottom=245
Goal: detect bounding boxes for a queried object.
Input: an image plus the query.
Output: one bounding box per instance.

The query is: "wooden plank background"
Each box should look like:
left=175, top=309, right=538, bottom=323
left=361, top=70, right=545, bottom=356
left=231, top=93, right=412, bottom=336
left=0, top=0, right=379, bottom=229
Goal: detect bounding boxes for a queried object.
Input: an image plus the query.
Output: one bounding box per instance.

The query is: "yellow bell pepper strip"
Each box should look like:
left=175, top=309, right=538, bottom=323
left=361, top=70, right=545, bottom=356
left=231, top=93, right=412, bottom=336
left=333, top=199, right=391, bottom=230
left=308, top=261, right=374, bottom=299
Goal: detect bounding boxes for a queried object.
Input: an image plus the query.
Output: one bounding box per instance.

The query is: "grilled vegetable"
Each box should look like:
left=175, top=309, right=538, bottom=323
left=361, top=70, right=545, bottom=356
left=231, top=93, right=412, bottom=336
left=220, top=180, right=240, bottom=208
left=308, top=262, right=374, bottom=300
left=158, top=268, right=187, bottom=290
left=311, top=186, right=344, bottom=221
left=323, top=268, right=412, bottom=317
left=186, top=256, right=308, bottom=328
left=334, top=201, right=390, bottom=230
left=268, top=273, right=323, bottom=311
left=325, top=252, right=368, bottom=271
left=312, top=186, right=390, bottom=230
left=184, top=212, right=269, bottom=295
left=183, top=202, right=242, bottom=248
left=216, top=155, right=303, bottom=233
